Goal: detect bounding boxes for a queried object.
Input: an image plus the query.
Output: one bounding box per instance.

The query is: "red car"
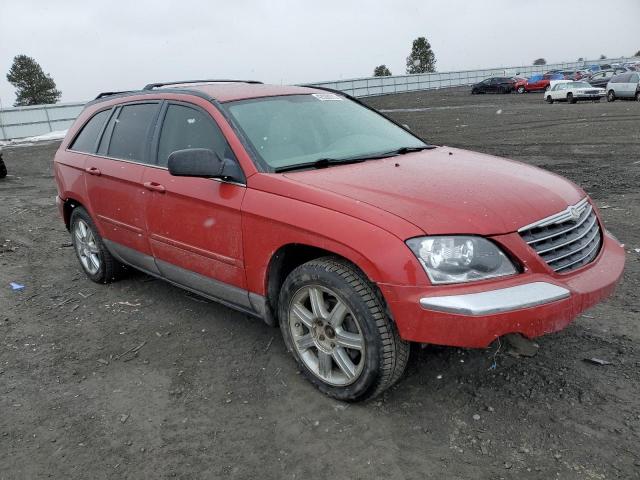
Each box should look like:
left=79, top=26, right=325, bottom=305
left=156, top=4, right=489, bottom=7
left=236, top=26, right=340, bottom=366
left=515, top=74, right=556, bottom=93
left=54, top=80, right=625, bottom=401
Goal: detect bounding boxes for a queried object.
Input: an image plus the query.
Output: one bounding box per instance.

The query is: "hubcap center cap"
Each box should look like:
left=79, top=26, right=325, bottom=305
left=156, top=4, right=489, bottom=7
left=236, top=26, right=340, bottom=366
left=312, top=319, right=335, bottom=351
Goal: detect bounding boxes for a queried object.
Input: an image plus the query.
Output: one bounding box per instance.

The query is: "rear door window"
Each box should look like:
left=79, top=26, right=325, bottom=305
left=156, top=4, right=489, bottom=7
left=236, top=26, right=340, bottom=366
left=102, top=103, right=160, bottom=163
left=156, top=103, right=235, bottom=167
left=70, top=109, right=111, bottom=153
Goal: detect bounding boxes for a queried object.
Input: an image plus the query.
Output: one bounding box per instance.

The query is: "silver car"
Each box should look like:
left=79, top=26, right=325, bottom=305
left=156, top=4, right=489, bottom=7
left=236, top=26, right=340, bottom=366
left=606, top=72, right=640, bottom=102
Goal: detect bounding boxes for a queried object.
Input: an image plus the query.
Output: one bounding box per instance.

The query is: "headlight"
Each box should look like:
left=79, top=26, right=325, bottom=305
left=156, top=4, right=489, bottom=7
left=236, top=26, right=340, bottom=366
left=406, top=236, right=517, bottom=284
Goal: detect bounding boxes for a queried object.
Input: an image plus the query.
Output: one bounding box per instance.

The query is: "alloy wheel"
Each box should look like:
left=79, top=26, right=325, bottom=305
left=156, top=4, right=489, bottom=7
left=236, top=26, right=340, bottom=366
left=74, top=219, right=101, bottom=275
left=288, top=285, right=365, bottom=386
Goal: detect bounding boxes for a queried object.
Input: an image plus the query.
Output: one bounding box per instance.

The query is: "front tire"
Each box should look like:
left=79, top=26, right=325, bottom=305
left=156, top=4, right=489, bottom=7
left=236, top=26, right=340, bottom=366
left=636, top=91, right=640, bottom=102
left=517, top=86, right=525, bottom=94
left=567, top=93, right=576, bottom=104
left=279, top=257, right=409, bottom=401
left=607, top=90, right=616, bottom=102
left=70, top=207, right=124, bottom=283
left=546, top=95, right=554, bottom=104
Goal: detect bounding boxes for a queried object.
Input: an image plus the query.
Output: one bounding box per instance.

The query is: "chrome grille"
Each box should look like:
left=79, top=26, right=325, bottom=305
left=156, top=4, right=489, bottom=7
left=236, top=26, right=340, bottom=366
left=519, top=198, right=602, bottom=273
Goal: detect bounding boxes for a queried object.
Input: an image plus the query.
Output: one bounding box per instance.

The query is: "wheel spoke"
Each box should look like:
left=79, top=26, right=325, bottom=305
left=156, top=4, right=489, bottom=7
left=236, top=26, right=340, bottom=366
left=74, top=229, right=84, bottom=244
left=327, top=301, right=347, bottom=327
left=295, top=333, right=314, bottom=351
left=291, top=303, right=314, bottom=328
left=78, top=221, right=87, bottom=239
left=332, top=347, right=356, bottom=379
left=335, top=329, right=363, bottom=350
left=89, top=254, right=100, bottom=270
left=317, top=352, right=333, bottom=379
left=308, top=287, right=328, bottom=319
left=86, top=242, right=99, bottom=254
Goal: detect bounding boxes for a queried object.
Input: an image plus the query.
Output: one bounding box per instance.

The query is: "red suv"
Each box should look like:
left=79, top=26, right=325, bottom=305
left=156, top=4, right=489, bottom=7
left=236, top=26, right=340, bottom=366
left=54, top=80, right=625, bottom=401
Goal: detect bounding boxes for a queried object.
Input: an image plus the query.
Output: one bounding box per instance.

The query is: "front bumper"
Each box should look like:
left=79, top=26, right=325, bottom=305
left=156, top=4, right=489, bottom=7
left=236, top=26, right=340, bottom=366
left=380, top=232, right=625, bottom=348
left=575, top=93, right=605, bottom=99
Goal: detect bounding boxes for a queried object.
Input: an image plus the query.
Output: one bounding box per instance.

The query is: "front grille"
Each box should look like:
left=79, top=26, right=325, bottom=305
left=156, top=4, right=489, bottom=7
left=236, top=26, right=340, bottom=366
left=519, top=198, right=602, bottom=273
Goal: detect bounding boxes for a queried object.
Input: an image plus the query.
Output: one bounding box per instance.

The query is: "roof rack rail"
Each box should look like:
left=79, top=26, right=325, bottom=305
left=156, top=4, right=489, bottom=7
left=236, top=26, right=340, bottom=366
left=142, top=79, right=263, bottom=90
left=94, top=91, right=136, bottom=100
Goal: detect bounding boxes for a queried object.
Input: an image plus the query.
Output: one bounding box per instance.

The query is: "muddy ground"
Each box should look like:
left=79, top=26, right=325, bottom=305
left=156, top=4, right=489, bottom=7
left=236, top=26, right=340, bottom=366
left=1, top=88, right=639, bottom=479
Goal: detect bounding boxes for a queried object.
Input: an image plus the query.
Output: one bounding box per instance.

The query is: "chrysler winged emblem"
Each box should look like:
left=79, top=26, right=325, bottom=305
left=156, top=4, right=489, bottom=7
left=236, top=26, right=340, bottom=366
left=569, top=206, right=580, bottom=221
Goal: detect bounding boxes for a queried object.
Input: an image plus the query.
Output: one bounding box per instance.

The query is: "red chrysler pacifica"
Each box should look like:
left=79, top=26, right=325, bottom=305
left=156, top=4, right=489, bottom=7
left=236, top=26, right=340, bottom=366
left=54, top=80, right=625, bottom=401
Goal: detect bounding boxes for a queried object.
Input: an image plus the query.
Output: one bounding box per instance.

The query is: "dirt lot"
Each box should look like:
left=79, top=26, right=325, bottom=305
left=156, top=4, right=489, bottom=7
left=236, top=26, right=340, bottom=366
left=1, top=88, right=639, bottom=479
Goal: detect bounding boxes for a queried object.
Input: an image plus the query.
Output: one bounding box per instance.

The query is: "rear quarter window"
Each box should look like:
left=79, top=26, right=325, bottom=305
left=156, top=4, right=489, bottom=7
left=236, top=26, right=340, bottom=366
left=69, top=109, right=111, bottom=153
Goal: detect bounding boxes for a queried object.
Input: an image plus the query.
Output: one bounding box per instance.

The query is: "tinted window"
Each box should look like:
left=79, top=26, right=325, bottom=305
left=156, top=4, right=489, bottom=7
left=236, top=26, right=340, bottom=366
left=70, top=109, right=111, bottom=153
left=157, top=104, right=235, bottom=167
left=632, top=73, right=640, bottom=83
left=106, top=103, right=159, bottom=162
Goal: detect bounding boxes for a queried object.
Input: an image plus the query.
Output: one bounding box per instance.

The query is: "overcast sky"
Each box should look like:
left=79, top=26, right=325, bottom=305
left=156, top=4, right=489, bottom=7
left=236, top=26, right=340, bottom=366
left=1, top=0, right=639, bottom=105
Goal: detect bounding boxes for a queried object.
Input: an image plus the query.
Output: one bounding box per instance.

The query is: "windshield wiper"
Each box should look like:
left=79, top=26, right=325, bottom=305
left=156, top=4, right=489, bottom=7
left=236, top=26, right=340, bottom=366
left=274, top=157, right=368, bottom=173
left=378, top=145, right=434, bottom=156
left=273, top=145, right=434, bottom=173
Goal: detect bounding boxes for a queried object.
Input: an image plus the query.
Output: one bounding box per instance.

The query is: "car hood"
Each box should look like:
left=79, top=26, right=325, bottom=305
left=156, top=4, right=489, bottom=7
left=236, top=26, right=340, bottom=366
left=283, top=147, right=585, bottom=236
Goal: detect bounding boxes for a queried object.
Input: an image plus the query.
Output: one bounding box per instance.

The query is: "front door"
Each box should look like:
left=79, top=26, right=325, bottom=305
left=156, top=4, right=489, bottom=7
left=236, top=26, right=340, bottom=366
left=142, top=101, right=248, bottom=307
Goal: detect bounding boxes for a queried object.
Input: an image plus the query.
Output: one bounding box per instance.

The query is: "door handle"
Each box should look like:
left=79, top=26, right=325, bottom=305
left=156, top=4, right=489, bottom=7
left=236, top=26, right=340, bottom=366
left=143, top=181, right=166, bottom=193
left=85, top=167, right=101, bottom=176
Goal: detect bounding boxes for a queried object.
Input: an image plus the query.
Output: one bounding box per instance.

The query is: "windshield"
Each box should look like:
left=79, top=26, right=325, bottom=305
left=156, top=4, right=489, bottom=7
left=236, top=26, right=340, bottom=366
left=223, top=94, right=427, bottom=170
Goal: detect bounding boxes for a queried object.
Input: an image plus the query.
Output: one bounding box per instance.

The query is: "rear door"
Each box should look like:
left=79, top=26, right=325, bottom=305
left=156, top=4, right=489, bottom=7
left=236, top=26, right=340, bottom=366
left=142, top=101, right=249, bottom=307
left=84, top=102, right=161, bottom=270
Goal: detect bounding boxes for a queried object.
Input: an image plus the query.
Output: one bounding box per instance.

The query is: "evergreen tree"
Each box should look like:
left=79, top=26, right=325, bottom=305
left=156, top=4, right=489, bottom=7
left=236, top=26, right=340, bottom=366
left=373, top=65, right=392, bottom=77
left=635, top=50, right=640, bottom=57
left=533, top=58, right=546, bottom=66
left=6, top=55, right=61, bottom=106
left=599, top=54, right=607, bottom=60
left=406, top=37, right=436, bottom=74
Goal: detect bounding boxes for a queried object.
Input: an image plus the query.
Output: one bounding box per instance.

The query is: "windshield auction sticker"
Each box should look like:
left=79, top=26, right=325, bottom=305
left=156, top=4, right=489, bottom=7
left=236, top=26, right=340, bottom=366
left=312, top=93, right=344, bottom=101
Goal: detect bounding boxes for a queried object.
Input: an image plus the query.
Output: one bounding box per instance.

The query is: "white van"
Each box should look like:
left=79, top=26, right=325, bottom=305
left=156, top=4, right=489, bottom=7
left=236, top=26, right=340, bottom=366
left=606, top=72, right=640, bottom=101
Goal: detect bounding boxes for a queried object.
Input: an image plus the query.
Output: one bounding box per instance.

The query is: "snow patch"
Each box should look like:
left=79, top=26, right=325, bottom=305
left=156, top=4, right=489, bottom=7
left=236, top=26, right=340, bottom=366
left=0, top=129, right=67, bottom=147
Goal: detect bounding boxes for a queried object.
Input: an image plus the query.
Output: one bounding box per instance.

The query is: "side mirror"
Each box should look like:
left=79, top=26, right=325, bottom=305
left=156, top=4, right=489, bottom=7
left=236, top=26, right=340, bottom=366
left=168, top=148, right=244, bottom=183
left=168, top=149, right=223, bottom=177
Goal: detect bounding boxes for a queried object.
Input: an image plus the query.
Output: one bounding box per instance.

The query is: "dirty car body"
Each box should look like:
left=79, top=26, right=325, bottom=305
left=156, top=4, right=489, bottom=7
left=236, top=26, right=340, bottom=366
left=53, top=81, right=625, bottom=400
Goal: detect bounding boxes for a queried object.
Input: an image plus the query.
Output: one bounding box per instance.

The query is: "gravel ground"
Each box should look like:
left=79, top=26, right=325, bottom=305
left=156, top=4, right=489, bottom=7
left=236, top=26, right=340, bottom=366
left=1, top=87, right=639, bottom=479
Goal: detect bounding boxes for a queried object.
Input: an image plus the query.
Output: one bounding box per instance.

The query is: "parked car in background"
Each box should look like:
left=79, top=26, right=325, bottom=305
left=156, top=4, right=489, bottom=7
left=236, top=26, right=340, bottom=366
left=53, top=79, right=625, bottom=400
left=545, top=80, right=606, bottom=103
left=588, top=70, right=616, bottom=88
left=557, top=70, right=584, bottom=80
left=606, top=71, right=640, bottom=101
left=515, top=73, right=561, bottom=93
left=471, top=77, right=516, bottom=94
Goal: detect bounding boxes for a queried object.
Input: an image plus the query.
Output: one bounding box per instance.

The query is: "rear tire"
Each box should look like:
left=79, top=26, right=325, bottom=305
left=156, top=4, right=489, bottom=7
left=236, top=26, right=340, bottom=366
left=607, top=90, right=616, bottom=102
left=636, top=91, right=640, bottom=102
left=0, top=154, right=6, bottom=179
left=70, top=207, right=125, bottom=283
left=517, top=86, right=525, bottom=94
left=279, top=257, right=409, bottom=401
